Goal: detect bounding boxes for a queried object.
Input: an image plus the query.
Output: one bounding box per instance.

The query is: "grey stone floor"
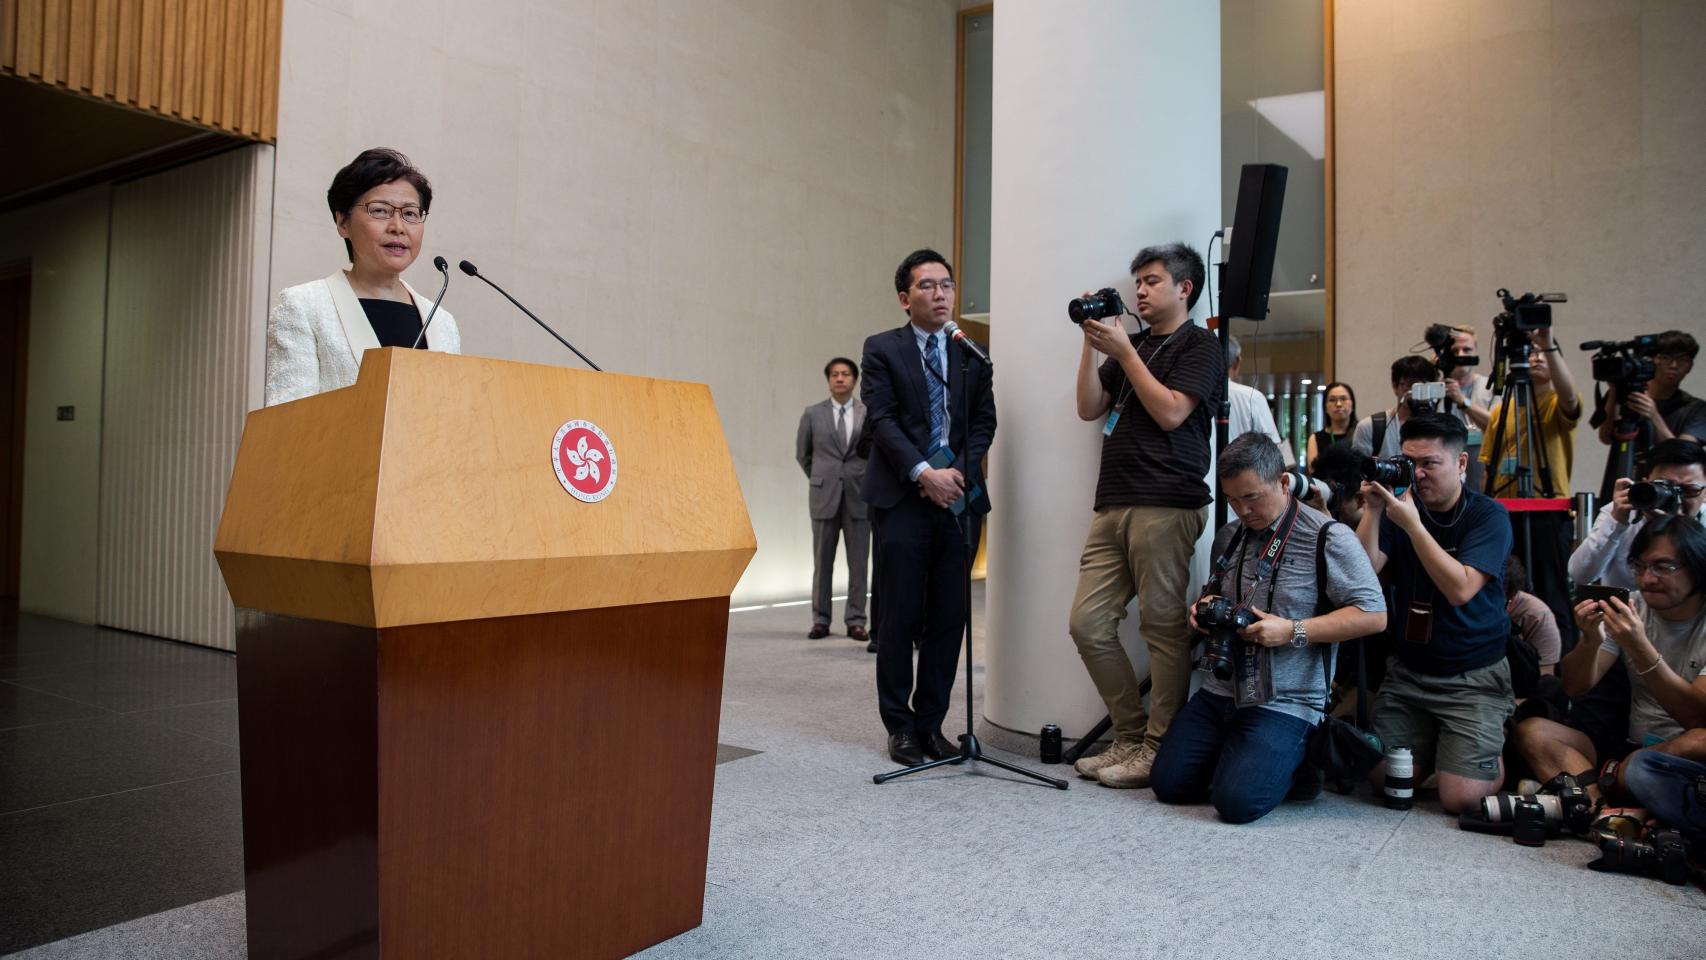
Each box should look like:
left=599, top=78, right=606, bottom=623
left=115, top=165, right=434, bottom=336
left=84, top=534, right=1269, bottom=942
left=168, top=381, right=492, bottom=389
left=6, top=590, right=1705, bottom=959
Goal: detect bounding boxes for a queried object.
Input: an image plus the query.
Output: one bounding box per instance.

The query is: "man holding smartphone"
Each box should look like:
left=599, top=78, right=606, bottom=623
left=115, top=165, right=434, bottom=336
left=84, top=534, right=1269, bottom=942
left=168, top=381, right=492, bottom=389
left=1514, top=516, right=1706, bottom=798
left=1356, top=413, right=1515, bottom=813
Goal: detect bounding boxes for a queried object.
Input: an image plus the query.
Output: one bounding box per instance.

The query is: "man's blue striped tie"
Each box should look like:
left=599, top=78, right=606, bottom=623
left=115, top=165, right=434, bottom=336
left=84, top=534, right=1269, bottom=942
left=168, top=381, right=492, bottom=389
left=924, top=332, right=946, bottom=454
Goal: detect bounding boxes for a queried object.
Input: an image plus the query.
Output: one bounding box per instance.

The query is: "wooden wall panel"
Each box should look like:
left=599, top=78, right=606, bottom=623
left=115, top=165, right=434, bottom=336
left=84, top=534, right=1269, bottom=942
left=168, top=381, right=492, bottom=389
left=1, top=0, right=279, bottom=142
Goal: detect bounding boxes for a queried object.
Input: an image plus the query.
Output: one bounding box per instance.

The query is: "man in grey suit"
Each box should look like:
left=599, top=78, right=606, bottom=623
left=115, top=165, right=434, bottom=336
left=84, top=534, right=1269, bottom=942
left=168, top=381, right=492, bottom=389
left=797, top=357, right=871, bottom=641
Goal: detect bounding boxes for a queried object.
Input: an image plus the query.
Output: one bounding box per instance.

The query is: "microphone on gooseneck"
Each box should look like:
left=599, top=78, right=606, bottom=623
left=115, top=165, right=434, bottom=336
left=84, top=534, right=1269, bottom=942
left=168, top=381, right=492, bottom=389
left=459, top=260, right=602, bottom=372
left=942, top=320, right=990, bottom=365
left=411, top=256, right=451, bottom=349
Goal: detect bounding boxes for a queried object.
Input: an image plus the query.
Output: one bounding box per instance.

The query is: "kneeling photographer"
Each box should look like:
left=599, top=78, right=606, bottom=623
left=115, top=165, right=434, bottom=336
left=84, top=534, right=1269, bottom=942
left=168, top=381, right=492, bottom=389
left=1149, top=434, right=1386, bottom=824
left=1357, top=414, right=1516, bottom=814
left=1514, top=515, right=1706, bottom=807
left=1569, top=439, right=1706, bottom=591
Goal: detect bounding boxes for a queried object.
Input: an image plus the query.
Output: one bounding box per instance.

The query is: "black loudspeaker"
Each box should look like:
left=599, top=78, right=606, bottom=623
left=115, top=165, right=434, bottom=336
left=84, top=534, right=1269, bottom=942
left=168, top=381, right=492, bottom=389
left=1221, top=163, right=1288, bottom=321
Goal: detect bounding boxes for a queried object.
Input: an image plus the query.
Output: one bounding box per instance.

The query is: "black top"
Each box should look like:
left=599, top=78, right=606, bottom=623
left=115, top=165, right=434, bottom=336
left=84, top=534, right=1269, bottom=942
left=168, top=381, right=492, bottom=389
left=1378, top=488, right=1514, bottom=676
left=359, top=298, right=426, bottom=349
left=1312, top=427, right=1352, bottom=451
left=1094, top=322, right=1224, bottom=510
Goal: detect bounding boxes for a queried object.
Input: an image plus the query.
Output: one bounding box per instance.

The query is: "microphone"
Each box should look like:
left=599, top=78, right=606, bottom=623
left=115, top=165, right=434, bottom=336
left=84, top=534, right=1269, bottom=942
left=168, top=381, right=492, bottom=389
left=942, top=320, right=990, bottom=365
left=411, top=256, right=451, bottom=349
left=459, top=260, right=602, bottom=371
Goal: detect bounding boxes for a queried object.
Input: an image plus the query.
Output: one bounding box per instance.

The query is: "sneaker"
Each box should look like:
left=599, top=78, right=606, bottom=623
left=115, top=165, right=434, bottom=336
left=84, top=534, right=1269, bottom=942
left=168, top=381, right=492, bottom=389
left=1096, top=742, right=1158, bottom=789
left=1073, top=739, right=1142, bottom=780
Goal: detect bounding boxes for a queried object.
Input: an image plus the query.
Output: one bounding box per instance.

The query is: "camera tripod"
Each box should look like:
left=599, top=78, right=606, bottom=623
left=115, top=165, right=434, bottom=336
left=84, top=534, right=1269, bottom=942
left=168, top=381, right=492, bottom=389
left=1599, top=403, right=1652, bottom=503
left=871, top=339, right=1068, bottom=790
left=1483, top=333, right=1557, bottom=583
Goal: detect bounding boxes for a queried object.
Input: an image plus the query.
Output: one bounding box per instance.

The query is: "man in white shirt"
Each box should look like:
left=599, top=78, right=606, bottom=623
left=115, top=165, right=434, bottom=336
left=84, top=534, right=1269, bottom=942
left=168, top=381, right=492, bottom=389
left=1225, top=336, right=1294, bottom=467
left=1439, top=327, right=1496, bottom=490
left=796, top=357, right=870, bottom=642
left=1570, top=439, right=1706, bottom=591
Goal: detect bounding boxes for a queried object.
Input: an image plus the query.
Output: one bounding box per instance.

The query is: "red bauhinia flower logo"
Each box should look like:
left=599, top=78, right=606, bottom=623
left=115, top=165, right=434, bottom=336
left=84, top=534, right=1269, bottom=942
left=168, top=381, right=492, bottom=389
left=551, top=420, right=618, bottom=502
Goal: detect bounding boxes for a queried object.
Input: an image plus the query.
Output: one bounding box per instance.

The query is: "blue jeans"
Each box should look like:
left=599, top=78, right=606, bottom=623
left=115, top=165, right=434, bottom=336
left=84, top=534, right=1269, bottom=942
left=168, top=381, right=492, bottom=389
left=1150, top=690, right=1313, bottom=824
left=1621, top=749, right=1706, bottom=846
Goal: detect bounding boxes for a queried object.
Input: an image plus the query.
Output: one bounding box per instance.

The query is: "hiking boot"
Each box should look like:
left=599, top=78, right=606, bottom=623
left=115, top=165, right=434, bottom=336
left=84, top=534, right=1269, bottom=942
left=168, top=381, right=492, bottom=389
left=1073, top=739, right=1142, bottom=780
left=1096, top=742, right=1158, bottom=789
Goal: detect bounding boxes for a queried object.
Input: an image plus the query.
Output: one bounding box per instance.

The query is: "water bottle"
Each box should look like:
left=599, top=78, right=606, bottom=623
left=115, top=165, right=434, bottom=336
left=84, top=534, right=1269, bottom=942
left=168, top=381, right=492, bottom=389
left=1039, top=724, right=1063, bottom=764
left=1383, top=746, right=1414, bottom=810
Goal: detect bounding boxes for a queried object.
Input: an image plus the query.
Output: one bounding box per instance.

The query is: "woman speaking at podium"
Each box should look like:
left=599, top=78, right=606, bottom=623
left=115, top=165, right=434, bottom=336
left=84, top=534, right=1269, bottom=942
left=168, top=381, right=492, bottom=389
left=264, top=148, right=461, bottom=406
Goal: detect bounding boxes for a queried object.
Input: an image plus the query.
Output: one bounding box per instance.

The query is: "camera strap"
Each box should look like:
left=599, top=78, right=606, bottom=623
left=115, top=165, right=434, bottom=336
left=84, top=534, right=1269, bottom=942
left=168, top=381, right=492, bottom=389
left=1229, top=496, right=1303, bottom=612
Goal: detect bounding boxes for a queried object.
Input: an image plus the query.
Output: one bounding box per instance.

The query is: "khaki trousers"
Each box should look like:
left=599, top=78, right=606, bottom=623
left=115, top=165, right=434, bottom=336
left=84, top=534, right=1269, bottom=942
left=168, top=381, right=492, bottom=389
left=1067, top=504, right=1208, bottom=750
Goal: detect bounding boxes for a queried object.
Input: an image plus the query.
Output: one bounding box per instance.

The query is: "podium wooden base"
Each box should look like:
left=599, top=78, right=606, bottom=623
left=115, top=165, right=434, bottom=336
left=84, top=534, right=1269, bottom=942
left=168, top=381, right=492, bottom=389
left=236, top=597, right=730, bottom=960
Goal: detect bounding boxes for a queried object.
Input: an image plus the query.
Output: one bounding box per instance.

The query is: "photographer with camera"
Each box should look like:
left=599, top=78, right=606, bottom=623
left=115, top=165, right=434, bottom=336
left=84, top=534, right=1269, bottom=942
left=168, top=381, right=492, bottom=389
left=1514, top=515, right=1706, bottom=806
left=1570, top=439, right=1706, bottom=592
left=1357, top=414, right=1516, bottom=813
left=1428, top=326, right=1496, bottom=489
left=1351, top=356, right=1438, bottom=459
left=1148, top=434, right=1386, bottom=822
left=1068, top=243, right=1224, bottom=788
left=1596, top=331, right=1706, bottom=448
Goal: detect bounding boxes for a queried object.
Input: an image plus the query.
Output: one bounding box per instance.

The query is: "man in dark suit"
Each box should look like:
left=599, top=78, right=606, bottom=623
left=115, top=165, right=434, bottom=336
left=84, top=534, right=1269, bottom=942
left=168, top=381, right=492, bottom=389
left=796, top=357, right=870, bottom=642
left=861, top=248, right=996, bottom=766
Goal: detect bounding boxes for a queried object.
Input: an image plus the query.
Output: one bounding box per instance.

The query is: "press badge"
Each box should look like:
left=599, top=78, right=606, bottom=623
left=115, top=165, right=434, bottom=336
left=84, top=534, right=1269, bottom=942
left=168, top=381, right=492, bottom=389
left=1103, top=403, right=1124, bottom=436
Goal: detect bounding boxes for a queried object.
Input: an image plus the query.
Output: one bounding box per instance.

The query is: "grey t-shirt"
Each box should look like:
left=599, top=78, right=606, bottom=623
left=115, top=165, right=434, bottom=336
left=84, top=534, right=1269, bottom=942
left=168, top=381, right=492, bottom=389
left=1200, top=505, right=1387, bottom=723
left=1350, top=408, right=1404, bottom=458
left=1600, top=598, right=1706, bottom=744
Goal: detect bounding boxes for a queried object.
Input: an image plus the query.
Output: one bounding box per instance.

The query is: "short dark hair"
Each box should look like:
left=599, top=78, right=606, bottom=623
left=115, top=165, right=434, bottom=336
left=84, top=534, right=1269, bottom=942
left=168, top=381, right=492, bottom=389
left=327, top=148, right=433, bottom=262
left=1629, top=515, right=1706, bottom=597
left=1308, top=443, right=1363, bottom=522
left=1645, top=438, right=1706, bottom=474
left=824, top=357, right=859, bottom=381
left=1217, top=431, right=1286, bottom=484
left=894, top=249, right=953, bottom=294
left=1657, top=330, right=1699, bottom=360
left=1503, top=554, right=1529, bottom=599
left=1399, top=412, right=1468, bottom=453
left=1390, top=355, right=1436, bottom=385
left=1129, top=243, right=1207, bottom=311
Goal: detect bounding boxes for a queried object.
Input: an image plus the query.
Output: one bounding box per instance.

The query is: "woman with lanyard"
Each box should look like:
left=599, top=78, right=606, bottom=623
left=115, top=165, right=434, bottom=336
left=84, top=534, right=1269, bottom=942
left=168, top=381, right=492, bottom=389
left=1308, top=381, right=1359, bottom=465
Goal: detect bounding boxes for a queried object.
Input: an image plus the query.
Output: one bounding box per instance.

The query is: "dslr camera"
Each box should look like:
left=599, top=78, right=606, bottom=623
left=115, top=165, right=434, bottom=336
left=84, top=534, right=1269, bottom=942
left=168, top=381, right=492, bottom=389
left=1581, top=334, right=1662, bottom=397
left=1195, top=595, right=1255, bottom=681
left=1591, top=827, right=1691, bottom=886
left=1628, top=479, right=1684, bottom=514
left=1068, top=287, right=1126, bottom=325
left=1360, top=455, right=1415, bottom=489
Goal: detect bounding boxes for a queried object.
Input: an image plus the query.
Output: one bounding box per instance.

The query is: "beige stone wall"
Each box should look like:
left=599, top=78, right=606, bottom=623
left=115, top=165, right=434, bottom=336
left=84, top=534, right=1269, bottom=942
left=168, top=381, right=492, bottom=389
left=270, top=0, right=959, bottom=601
left=1334, top=0, right=1706, bottom=493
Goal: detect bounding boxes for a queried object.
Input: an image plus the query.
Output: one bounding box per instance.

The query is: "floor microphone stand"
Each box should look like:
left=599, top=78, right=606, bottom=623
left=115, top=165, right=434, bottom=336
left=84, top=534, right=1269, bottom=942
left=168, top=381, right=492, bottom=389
left=873, top=339, right=1068, bottom=789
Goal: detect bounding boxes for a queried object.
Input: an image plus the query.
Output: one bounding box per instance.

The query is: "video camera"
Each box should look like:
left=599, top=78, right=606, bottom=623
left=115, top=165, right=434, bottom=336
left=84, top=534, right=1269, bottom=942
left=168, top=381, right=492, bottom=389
left=1425, top=323, right=1478, bottom=379
left=1580, top=334, right=1662, bottom=398
left=1488, top=288, right=1565, bottom=393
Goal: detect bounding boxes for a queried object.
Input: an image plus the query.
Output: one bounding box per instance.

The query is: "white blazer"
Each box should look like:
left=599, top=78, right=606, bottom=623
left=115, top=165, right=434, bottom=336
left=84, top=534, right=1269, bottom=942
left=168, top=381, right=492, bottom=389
left=264, top=269, right=461, bottom=406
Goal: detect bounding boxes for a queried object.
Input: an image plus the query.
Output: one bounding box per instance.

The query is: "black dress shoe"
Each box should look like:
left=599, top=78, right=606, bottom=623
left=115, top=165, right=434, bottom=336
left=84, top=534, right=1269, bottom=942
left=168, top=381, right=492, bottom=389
left=847, top=625, right=869, bottom=642
left=888, top=731, right=923, bottom=766
left=806, top=624, right=830, bottom=639
left=866, top=636, right=879, bottom=653
left=920, top=730, right=960, bottom=761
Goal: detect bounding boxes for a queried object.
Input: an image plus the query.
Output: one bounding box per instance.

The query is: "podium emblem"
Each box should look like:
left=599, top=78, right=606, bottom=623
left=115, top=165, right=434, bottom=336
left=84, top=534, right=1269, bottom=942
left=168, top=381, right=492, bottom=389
left=552, top=420, right=619, bottom=502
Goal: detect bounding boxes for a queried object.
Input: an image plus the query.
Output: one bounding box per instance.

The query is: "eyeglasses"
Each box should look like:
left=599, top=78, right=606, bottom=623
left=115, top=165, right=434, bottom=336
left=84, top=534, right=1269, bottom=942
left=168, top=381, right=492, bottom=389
left=1655, top=353, right=1693, bottom=367
left=1326, top=396, right=1352, bottom=405
left=914, top=279, right=956, bottom=293
left=361, top=201, right=427, bottom=224
left=1627, top=559, right=1684, bottom=578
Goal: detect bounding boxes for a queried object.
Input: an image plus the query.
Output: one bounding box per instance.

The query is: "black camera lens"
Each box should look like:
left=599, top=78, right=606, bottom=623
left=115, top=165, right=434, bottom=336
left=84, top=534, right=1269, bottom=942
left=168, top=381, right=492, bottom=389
left=1195, top=597, right=1253, bottom=681
left=1628, top=479, right=1682, bottom=514
left=1068, top=287, right=1125, bottom=324
left=1511, top=798, right=1548, bottom=847
left=1359, top=455, right=1414, bottom=488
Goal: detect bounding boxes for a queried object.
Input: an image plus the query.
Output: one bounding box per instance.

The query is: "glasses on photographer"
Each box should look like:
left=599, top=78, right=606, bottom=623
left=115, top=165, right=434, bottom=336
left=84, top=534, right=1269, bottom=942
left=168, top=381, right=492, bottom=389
left=1655, top=353, right=1692, bottom=368
left=361, top=201, right=427, bottom=224
left=914, top=279, right=955, bottom=293
left=1627, top=558, right=1684, bottom=578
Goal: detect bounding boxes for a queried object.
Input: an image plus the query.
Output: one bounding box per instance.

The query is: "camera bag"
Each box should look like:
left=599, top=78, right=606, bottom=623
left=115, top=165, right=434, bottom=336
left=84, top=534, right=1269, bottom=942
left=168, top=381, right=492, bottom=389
left=1304, top=522, right=1384, bottom=789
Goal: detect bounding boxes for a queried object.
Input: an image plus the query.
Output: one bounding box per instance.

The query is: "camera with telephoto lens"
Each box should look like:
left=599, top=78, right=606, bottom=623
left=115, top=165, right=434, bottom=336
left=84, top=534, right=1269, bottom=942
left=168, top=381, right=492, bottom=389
left=1590, top=828, right=1691, bottom=886
left=1068, top=287, right=1127, bottom=324
left=1460, top=774, right=1596, bottom=844
left=1280, top=468, right=1329, bottom=504
left=1360, top=455, right=1415, bottom=489
left=1581, top=334, right=1661, bottom=398
left=1628, top=479, right=1684, bottom=514
left=1195, top=596, right=1256, bottom=681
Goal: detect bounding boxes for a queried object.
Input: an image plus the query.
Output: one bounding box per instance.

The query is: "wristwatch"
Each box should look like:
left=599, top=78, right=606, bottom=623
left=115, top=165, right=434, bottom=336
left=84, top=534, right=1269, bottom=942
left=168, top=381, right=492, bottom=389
left=1290, top=619, right=1309, bottom=648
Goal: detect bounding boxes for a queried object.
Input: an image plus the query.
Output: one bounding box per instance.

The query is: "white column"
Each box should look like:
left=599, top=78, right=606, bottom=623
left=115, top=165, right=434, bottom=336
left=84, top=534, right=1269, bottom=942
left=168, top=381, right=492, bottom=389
left=984, top=1, right=1222, bottom=739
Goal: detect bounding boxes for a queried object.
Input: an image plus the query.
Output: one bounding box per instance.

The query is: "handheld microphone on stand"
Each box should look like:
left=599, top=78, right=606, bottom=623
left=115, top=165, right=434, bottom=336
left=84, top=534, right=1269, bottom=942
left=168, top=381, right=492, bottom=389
left=411, top=256, right=452, bottom=349
left=942, top=320, right=990, bottom=365
left=459, top=260, right=602, bottom=372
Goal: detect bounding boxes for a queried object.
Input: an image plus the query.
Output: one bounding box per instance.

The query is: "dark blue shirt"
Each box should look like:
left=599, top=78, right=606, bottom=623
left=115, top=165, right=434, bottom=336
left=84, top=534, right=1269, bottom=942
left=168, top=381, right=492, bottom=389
left=1379, top=488, right=1512, bottom=676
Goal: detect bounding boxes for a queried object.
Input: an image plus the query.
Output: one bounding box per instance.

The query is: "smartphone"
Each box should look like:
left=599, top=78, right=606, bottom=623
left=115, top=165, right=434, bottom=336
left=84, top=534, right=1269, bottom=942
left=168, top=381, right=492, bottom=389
left=1574, top=584, right=1631, bottom=606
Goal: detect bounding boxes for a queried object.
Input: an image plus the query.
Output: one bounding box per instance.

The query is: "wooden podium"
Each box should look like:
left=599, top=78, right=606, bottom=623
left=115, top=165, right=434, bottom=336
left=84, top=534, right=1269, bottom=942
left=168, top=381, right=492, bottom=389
left=214, top=349, right=756, bottom=960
